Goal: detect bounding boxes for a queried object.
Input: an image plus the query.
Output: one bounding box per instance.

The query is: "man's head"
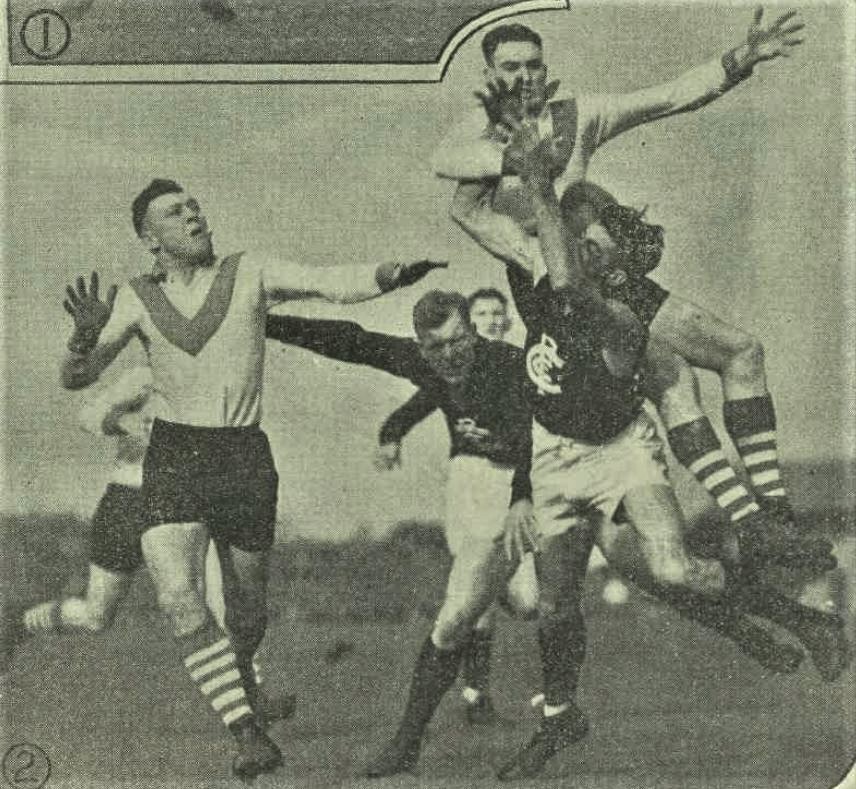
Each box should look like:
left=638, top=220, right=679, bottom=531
left=481, top=24, right=548, bottom=116
left=558, top=181, right=664, bottom=283
left=467, top=287, right=511, bottom=341
left=413, top=290, right=478, bottom=384
left=132, top=179, right=213, bottom=267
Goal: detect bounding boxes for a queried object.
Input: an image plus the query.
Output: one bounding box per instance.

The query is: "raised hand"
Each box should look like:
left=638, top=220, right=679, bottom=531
left=63, top=271, right=117, bottom=353
left=475, top=77, right=525, bottom=134
left=745, top=6, right=804, bottom=63
left=726, top=6, right=805, bottom=81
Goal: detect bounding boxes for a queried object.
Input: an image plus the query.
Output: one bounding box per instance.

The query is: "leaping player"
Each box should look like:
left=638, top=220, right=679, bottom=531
left=434, top=11, right=835, bottom=575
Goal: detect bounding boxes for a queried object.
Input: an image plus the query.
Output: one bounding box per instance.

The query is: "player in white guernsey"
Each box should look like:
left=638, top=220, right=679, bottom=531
left=58, top=179, right=445, bottom=780
left=7, top=366, right=294, bottom=727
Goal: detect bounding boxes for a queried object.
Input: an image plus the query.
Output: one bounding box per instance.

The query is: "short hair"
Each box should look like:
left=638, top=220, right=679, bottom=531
left=481, top=24, right=542, bottom=65
left=558, top=181, right=665, bottom=274
left=131, top=179, right=183, bottom=237
left=467, top=287, right=507, bottom=309
left=412, top=290, right=470, bottom=337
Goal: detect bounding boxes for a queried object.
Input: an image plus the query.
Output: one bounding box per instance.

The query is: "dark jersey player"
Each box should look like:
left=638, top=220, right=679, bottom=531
left=493, top=122, right=850, bottom=782
left=260, top=300, right=821, bottom=781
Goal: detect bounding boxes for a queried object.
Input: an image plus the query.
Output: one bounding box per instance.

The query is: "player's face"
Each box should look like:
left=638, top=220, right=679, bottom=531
left=143, top=191, right=213, bottom=265
left=469, top=297, right=510, bottom=341
left=580, top=223, right=620, bottom=278
left=485, top=40, right=548, bottom=115
left=418, top=310, right=478, bottom=384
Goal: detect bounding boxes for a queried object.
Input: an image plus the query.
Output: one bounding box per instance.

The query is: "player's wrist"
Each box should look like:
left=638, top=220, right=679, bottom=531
left=722, top=44, right=754, bottom=87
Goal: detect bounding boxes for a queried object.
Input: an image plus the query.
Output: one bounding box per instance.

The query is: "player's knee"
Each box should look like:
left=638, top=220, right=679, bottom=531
left=504, top=588, right=539, bottom=621
left=225, top=605, right=267, bottom=642
left=432, top=603, right=484, bottom=649
left=156, top=586, right=207, bottom=636
left=727, top=334, right=765, bottom=382
left=649, top=555, right=689, bottom=587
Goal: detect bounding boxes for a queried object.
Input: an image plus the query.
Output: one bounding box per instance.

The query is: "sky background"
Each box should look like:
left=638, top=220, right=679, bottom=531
left=2, top=2, right=854, bottom=538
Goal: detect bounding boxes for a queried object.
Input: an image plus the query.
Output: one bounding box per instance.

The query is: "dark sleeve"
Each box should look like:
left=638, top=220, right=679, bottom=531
left=378, top=388, right=440, bottom=446
left=509, top=435, right=532, bottom=506
left=504, top=264, right=536, bottom=332
left=265, top=314, right=427, bottom=381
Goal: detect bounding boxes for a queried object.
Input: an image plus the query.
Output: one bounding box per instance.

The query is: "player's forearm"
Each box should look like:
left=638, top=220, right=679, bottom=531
left=526, top=176, right=587, bottom=292
left=433, top=136, right=521, bottom=180
left=378, top=391, right=438, bottom=445
left=61, top=345, right=114, bottom=390
left=597, top=50, right=754, bottom=143
left=450, top=183, right=535, bottom=271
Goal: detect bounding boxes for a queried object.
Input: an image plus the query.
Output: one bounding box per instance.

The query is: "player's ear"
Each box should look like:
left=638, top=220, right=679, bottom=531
left=139, top=230, right=160, bottom=255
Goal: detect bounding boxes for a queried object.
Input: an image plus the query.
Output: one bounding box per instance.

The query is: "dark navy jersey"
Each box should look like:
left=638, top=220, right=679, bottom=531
left=264, top=315, right=533, bottom=502
left=522, top=277, right=646, bottom=443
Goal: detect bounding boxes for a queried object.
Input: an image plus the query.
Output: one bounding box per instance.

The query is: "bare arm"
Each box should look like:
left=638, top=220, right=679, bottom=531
left=263, top=260, right=447, bottom=305
left=449, top=180, right=538, bottom=272
left=520, top=135, right=646, bottom=373
left=589, top=7, right=805, bottom=145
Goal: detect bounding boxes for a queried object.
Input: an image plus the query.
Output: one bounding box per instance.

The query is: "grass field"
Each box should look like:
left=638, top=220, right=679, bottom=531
left=3, top=512, right=855, bottom=788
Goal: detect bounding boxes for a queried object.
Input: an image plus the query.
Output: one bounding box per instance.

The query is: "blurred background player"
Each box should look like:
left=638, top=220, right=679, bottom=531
left=6, top=366, right=294, bottom=726
left=375, top=286, right=630, bottom=725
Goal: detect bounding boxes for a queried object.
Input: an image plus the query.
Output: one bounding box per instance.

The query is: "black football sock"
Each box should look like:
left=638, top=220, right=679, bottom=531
left=461, top=629, right=493, bottom=695
left=395, top=636, right=465, bottom=744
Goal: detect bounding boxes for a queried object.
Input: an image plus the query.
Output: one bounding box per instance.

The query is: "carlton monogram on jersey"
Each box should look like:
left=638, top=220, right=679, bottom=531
left=525, top=279, right=645, bottom=443
left=526, top=334, right=565, bottom=395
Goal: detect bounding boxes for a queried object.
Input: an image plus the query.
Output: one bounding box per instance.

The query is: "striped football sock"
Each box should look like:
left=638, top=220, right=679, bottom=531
left=723, top=395, right=787, bottom=501
left=668, top=417, right=760, bottom=522
left=180, top=619, right=253, bottom=730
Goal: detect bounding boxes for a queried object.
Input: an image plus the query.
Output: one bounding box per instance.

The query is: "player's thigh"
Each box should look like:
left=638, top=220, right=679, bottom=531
left=619, top=484, right=689, bottom=580
left=650, top=293, right=751, bottom=373
left=442, top=538, right=509, bottom=618
left=445, top=456, right=514, bottom=555
left=141, top=521, right=210, bottom=596
left=83, top=563, right=133, bottom=620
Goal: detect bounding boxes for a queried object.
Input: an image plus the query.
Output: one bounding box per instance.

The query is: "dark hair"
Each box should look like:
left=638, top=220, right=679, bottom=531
left=131, top=179, right=183, bottom=237
left=481, top=24, right=542, bottom=65
left=412, top=290, right=470, bottom=337
left=559, top=181, right=665, bottom=275
left=467, top=287, right=507, bottom=309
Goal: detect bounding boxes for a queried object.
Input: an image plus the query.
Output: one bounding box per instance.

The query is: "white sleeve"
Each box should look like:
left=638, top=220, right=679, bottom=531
left=580, top=57, right=730, bottom=148
left=432, top=108, right=506, bottom=180
left=261, top=260, right=383, bottom=305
